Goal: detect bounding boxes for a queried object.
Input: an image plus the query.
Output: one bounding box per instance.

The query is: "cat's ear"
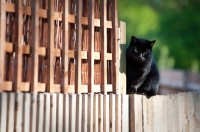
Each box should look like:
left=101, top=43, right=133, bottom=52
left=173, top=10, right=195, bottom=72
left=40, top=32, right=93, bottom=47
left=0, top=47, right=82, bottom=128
left=150, top=40, right=156, bottom=48
left=131, top=36, right=137, bottom=43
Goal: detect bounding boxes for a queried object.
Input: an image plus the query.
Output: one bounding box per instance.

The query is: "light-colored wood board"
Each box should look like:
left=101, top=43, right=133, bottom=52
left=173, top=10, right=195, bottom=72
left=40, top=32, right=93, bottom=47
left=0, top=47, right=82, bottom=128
left=109, top=94, right=116, bottom=132
left=100, top=0, right=107, bottom=94
left=37, top=93, right=45, bottom=132
left=44, top=93, right=50, bottom=132
left=166, top=95, right=174, bottom=132
left=30, top=93, right=37, bottom=132
left=7, top=93, right=15, bottom=132
left=61, top=0, right=69, bottom=93
left=23, top=93, right=31, bottom=132
left=162, top=95, right=167, bottom=132
left=88, top=0, right=95, bottom=93
left=193, top=92, right=200, bottom=132
left=178, top=93, right=187, bottom=132
left=103, top=95, right=109, bottom=132
left=75, top=94, right=82, bottom=132
left=0, top=0, right=6, bottom=91
left=75, top=0, right=82, bottom=93
left=47, top=0, right=55, bottom=92
left=69, top=94, right=76, bottom=132
left=111, top=0, right=119, bottom=94
left=98, top=94, right=103, bottom=132
left=57, top=94, right=63, bottom=132
left=63, top=94, right=69, bottom=132
left=15, top=93, right=23, bottom=132
left=87, top=94, right=94, bottom=132
left=121, top=95, right=129, bottom=132
left=173, top=94, right=179, bottom=132
left=2, top=81, right=12, bottom=91
left=81, top=94, right=88, bottom=132
left=115, top=94, right=121, bottom=132
left=50, top=93, right=57, bottom=132
left=93, top=94, right=98, bottom=132
left=153, top=95, right=163, bottom=132
left=5, top=42, right=13, bottom=53
left=0, top=93, right=7, bottom=132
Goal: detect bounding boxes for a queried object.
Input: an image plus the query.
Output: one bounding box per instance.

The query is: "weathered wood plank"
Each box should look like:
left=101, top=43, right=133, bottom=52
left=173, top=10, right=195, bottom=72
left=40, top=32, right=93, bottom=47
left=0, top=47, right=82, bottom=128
left=57, top=94, right=63, bottom=132
left=103, top=95, right=109, bottom=132
left=37, top=93, right=44, bottom=132
left=7, top=93, right=15, bottom=132
left=23, top=93, right=31, bottom=132
left=15, top=93, right=23, bottom=132
left=115, top=94, right=121, bottom=132
left=69, top=94, right=76, bottom=131
left=14, top=0, right=23, bottom=92
left=47, top=0, right=55, bottom=92
left=193, top=92, right=200, bottom=131
left=121, top=95, right=129, bottom=132
left=50, top=93, right=57, bottom=132
left=62, top=0, right=69, bottom=93
left=75, top=0, right=82, bottom=93
left=98, top=94, right=103, bottom=132
left=0, top=93, right=7, bottom=132
left=166, top=95, right=174, bottom=132
left=30, top=93, right=37, bottom=132
left=111, top=0, right=119, bottom=94
left=100, top=0, right=107, bottom=94
left=30, top=0, right=39, bottom=92
left=109, top=94, right=116, bottom=132
left=88, top=94, right=94, bottom=132
left=76, top=94, right=82, bottom=132
left=0, top=0, right=6, bottom=91
left=44, top=93, right=50, bottom=132
left=93, top=94, right=98, bottom=132
left=88, top=0, right=95, bottom=93
left=178, top=93, right=186, bottom=132
left=63, top=94, right=69, bottom=132
left=82, top=94, right=88, bottom=132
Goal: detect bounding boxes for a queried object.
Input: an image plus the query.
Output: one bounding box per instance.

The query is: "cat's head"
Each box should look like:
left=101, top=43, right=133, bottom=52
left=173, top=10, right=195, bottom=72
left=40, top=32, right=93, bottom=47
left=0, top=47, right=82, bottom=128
left=127, top=36, right=156, bottom=62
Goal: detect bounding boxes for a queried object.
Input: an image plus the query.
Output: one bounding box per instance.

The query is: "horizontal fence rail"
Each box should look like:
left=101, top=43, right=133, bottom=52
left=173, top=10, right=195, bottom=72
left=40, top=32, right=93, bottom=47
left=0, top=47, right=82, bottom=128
left=0, top=0, right=120, bottom=94
left=0, top=92, right=129, bottom=132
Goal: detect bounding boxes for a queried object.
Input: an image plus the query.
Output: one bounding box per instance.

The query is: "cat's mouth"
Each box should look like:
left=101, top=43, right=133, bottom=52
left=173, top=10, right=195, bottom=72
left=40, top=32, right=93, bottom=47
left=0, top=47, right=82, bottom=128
left=133, top=56, right=145, bottom=62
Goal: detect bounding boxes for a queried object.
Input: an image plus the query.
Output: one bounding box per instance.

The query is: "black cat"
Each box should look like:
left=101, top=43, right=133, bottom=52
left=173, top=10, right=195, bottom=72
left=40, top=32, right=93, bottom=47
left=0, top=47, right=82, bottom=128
left=126, top=36, right=159, bottom=98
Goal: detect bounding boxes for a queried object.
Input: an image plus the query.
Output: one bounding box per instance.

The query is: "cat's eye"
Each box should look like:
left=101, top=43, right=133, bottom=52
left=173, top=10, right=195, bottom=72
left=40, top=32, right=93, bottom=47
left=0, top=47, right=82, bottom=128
left=134, top=48, right=138, bottom=53
left=143, top=51, right=148, bottom=55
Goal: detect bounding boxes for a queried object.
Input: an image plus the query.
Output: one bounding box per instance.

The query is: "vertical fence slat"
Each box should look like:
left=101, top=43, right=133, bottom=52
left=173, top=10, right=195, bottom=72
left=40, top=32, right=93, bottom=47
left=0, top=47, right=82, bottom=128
left=129, top=94, right=143, bottom=132
left=31, top=0, right=39, bottom=92
left=0, top=93, right=7, bottom=132
left=23, top=93, right=31, bottom=132
left=7, top=93, right=15, bottom=132
left=103, top=94, right=109, bottom=132
left=44, top=93, right=50, bottom=132
left=178, top=93, right=186, bottom=132
left=0, top=0, right=6, bottom=91
left=153, top=95, right=163, bottom=132
left=14, top=0, right=23, bottom=92
left=93, top=94, right=98, bottom=132
left=194, top=92, right=200, bottom=131
left=75, top=0, right=82, bottom=93
left=109, top=94, right=115, bottom=132
left=100, top=0, right=107, bottom=94
left=121, top=94, right=129, bottom=132
left=69, top=94, right=76, bottom=131
left=173, top=94, right=179, bottom=131
left=88, top=94, right=94, bottom=132
left=15, top=93, right=23, bottom=132
left=162, top=95, right=167, bottom=132
left=47, top=0, right=55, bottom=92
left=57, top=94, right=63, bottom=132
left=63, top=94, right=69, bottom=132
left=30, top=93, right=37, bottom=132
left=88, top=0, right=95, bottom=93
left=115, top=94, right=121, bottom=132
left=50, top=93, right=57, bottom=132
left=111, top=0, right=119, bottom=94
left=166, top=95, right=174, bottom=132
left=82, top=94, right=88, bottom=132
left=76, top=94, right=82, bottom=132
left=98, top=94, right=103, bottom=132
left=62, top=0, right=69, bottom=93
left=37, top=93, right=44, bottom=132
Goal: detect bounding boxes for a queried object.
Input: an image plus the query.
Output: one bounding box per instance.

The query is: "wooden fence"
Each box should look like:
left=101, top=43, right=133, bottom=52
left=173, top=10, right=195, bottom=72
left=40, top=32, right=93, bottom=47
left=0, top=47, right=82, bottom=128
left=0, top=0, right=123, bottom=94
left=0, top=92, right=129, bottom=132
left=1, top=92, right=200, bottom=132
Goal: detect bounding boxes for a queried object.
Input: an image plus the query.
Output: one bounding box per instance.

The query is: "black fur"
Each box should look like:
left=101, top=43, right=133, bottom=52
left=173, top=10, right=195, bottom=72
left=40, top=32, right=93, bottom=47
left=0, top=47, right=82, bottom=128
left=126, top=36, right=159, bottom=98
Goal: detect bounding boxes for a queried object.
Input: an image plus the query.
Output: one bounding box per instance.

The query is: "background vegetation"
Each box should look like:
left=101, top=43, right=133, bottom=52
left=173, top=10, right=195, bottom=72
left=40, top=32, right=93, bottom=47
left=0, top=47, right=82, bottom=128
left=118, top=0, right=200, bottom=72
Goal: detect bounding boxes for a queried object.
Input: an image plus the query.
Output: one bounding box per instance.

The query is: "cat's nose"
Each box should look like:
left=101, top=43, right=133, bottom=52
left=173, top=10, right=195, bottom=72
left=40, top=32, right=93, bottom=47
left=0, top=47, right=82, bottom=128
left=139, top=54, right=143, bottom=58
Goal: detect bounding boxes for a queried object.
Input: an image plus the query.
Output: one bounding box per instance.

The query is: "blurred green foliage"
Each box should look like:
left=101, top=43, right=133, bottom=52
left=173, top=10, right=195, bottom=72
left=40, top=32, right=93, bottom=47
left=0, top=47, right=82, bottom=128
left=118, top=0, right=200, bottom=72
